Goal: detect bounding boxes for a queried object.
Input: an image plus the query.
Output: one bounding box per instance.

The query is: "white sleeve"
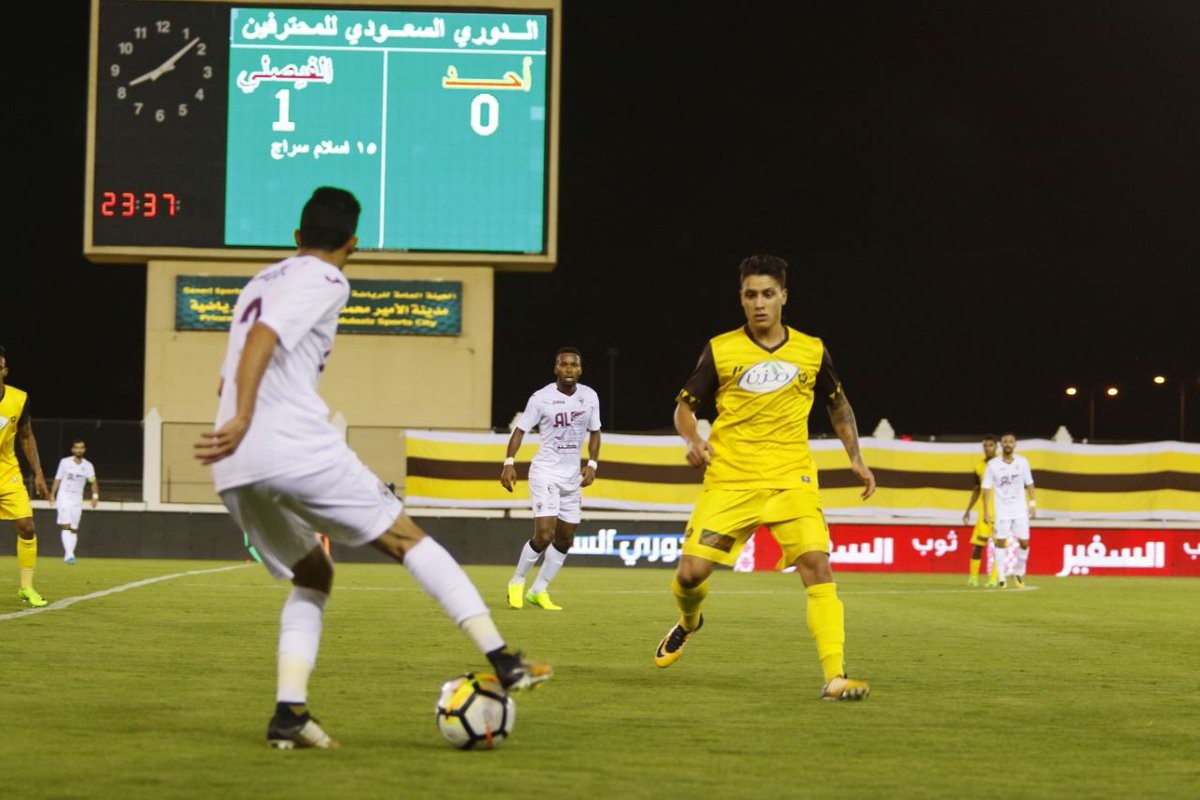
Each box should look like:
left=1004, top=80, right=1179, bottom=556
left=54, top=459, right=68, bottom=480
left=516, top=394, right=541, bottom=432
left=980, top=463, right=994, bottom=490
left=589, top=391, right=602, bottom=431
left=1023, top=459, right=1034, bottom=486
left=259, top=270, right=347, bottom=351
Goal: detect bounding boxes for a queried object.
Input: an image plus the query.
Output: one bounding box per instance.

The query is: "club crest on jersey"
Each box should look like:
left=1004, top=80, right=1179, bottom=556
left=737, top=360, right=800, bottom=394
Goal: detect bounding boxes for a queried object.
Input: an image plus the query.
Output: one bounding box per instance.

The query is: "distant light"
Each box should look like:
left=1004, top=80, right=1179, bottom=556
left=1106, top=386, right=1119, bottom=397
left=1065, top=387, right=1078, bottom=396
left=1153, top=375, right=1166, bottom=385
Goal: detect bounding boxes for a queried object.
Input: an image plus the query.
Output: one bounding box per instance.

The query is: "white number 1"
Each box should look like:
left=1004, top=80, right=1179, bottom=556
left=272, top=89, right=295, bottom=132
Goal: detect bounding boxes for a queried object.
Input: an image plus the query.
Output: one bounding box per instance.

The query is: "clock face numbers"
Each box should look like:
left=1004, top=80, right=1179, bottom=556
left=107, top=16, right=214, bottom=124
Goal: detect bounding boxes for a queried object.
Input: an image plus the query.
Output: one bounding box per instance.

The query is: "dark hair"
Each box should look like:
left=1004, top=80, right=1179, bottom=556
left=298, top=187, right=361, bottom=250
left=983, top=433, right=997, bottom=443
left=556, top=346, right=582, bottom=361
left=72, top=439, right=86, bottom=447
left=739, top=255, right=788, bottom=289
left=1001, top=431, right=1016, bottom=439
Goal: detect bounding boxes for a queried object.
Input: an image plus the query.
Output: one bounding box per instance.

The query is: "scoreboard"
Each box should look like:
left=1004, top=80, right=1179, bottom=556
left=86, top=0, right=559, bottom=266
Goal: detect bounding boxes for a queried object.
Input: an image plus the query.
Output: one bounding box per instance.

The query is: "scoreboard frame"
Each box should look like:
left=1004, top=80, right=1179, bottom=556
left=84, top=0, right=561, bottom=269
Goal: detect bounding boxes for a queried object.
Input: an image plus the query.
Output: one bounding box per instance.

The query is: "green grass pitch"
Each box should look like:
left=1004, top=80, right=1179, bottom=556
left=1, top=557, right=1197, bottom=799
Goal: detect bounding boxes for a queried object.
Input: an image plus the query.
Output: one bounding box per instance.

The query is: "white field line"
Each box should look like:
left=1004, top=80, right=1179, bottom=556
left=0, top=564, right=251, bottom=621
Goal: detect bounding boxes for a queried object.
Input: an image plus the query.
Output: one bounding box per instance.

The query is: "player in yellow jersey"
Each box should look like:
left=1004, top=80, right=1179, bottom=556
left=655, top=255, right=877, bottom=701
left=962, top=434, right=1000, bottom=587
left=0, top=346, right=51, bottom=607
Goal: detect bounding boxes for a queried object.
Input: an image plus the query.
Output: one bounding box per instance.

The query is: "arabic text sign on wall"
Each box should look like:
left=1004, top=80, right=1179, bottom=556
left=175, top=275, right=463, bottom=335
left=745, top=524, right=1200, bottom=576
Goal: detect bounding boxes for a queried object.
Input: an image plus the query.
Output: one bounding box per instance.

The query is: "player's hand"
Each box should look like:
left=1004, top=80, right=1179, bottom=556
left=684, top=438, right=713, bottom=468
left=195, top=416, right=250, bottom=465
left=1029, top=505, right=1037, bottom=519
left=500, top=463, right=517, bottom=492
left=962, top=511, right=971, bottom=525
left=34, top=475, right=50, bottom=500
left=983, top=514, right=992, bottom=526
left=580, top=465, right=596, bottom=488
left=852, top=458, right=876, bottom=500
left=91, top=497, right=99, bottom=509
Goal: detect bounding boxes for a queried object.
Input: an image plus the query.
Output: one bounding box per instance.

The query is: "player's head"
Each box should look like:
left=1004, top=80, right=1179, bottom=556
left=982, top=433, right=998, bottom=458
left=1000, top=431, right=1017, bottom=455
left=738, top=255, right=788, bottom=333
left=296, top=187, right=361, bottom=255
left=71, top=439, right=87, bottom=458
left=555, top=346, right=582, bottom=388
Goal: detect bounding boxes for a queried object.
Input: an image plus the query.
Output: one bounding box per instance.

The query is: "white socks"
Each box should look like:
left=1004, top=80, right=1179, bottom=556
left=404, top=537, right=504, bottom=654
left=277, top=586, right=328, bottom=704
left=62, top=531, right=78, bottom=560
left=529, top=543, right=569, bottom=594
left=510, top=540, right=543, bottom=584
left=1016, top=543, right=1030, bottom=576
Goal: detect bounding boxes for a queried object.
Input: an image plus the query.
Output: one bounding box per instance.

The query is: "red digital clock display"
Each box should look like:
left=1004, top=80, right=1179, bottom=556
left=99, top=191, right=179, bottom=218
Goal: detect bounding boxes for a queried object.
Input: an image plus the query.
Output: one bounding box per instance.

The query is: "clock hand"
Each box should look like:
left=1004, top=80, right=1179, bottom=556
left=128, top=37, right=201, bottom=87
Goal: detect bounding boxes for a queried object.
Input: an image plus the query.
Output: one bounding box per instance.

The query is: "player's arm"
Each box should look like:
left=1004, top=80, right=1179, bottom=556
left=195, top=321, right=278, bottom=464
left=581, top=429, right=601, bottom=487
left=818, top=349, right=875, bottom=500
left=1026, top=482, right=1036, bottom=519
left=980, top=466, right=994, bottom=525
left=963, top=484, right=981, bottom=524
left=50, top=478, right=61, bottom=504
left=500, top=427, right=525, bottom=493
left=89, top=474, right=101, bottom=508
left=16, top=413, right=49, bottom=499
left=675, top=343, right=717, bottom=467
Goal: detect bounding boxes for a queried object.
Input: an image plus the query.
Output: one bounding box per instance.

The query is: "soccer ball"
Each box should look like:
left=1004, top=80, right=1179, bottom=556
left=435, top=672, right=516, bottom=749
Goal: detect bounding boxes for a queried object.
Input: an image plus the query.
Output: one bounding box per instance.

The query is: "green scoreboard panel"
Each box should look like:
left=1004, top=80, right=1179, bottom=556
left=86, top=0, right=559, bottom=267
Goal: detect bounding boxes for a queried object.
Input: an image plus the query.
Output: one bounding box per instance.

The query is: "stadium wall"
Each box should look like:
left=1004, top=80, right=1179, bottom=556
left=22, top=508, right=1200, bottom=578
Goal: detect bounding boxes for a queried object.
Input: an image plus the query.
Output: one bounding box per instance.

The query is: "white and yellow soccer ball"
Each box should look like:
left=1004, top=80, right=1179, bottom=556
left=435, top=672, right=516, bottom=749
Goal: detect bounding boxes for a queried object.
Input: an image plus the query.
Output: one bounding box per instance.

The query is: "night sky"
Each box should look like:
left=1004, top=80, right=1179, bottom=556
left=6, top=2, right=1198, bottom=442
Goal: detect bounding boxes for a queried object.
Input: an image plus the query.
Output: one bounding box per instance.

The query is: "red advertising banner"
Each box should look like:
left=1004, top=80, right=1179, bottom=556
left=746, top=524, right=1200, bottom=577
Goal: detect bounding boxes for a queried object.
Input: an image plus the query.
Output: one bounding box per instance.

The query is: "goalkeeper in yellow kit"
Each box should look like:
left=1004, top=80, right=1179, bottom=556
left=963, top=434, right=1000, bottom=587
left=655, top=255, right=876, bottom=700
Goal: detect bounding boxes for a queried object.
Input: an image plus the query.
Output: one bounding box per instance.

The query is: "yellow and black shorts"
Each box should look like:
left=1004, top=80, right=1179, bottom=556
left=0, top=474, right=33, bottom=521
left=683, top=487, right=829, bottom=567
left=970, top=519, right=994, bottom=548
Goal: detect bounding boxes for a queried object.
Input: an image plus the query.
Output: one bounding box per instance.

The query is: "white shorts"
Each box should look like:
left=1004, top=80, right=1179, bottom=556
left=56, top=501, right=83, bottom=529
left=219, top=452, right=402, bottom=579
left=528, top=467, right=582, bottom=524
left=994, top=517, right=1030, bottom=542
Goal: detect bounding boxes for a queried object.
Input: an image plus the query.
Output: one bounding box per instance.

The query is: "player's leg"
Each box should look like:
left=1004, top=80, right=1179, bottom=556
left=508, top=515, right=555, bottom=609
left=655, top=489, right=759, bottom=667
left=221, top=483, right=340, bottom=749
left=526, top=481, right=580, bottom=610
left=968, top=522, right=991, bottom=586
left=993, top=525, right=1010, bottom=587
left=773, top=509, right=868, bottom=701
left=3, top=484, right=45, bottom=606
left=508, top=473, right=557, bottom=608
left=1013, top=519, right=1031, bottom=587
left=371, top=513, right=551, bottom=690
left=59, top=504, right=81, bottom=563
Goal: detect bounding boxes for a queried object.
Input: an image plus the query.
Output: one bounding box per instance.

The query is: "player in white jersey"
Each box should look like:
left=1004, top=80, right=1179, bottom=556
left=194, top=187, right=550, bottom=750
left=500, top=347, right=602, bottom=611
left=981, top=432, right=1036, bottom=588
left=50, top=439, right=99, bottom=563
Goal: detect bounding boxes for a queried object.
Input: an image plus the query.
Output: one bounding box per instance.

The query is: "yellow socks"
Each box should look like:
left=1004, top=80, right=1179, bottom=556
left=17, top=535, right=37, bottom=589
left=969, top=557, right=981, bottom=580
left=671, top=575, right=708, bottom=631
left=806, top=582, right=846, bottom=683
